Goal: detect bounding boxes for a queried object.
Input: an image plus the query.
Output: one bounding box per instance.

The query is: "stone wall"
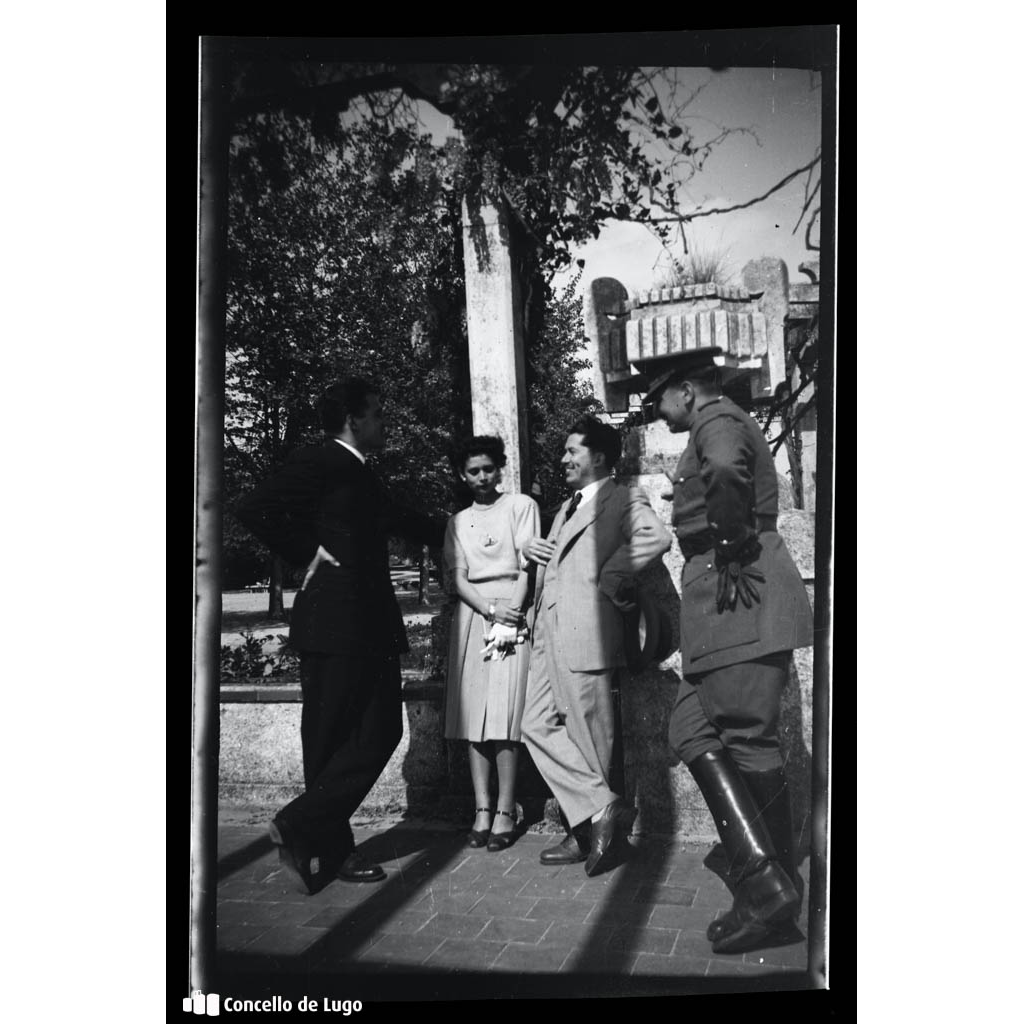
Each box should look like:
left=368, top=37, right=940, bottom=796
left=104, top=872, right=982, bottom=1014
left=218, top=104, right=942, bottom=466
left=220, top=475, right=815, bottom=848
left=219, top=676, right=451, bottom=819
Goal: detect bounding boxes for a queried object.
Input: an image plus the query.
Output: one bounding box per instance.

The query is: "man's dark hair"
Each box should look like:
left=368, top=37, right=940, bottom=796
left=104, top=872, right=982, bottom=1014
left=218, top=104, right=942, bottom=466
left=453, top=434, right=507, bottom=473
left=319, top=378, right=379, bottom=436
left=569, top=414, right=622, bottom=469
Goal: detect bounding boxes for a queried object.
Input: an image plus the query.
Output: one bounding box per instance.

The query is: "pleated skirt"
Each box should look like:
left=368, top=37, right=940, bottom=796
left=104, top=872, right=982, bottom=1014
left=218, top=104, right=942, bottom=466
left=443, top=586, right=531, bottom=742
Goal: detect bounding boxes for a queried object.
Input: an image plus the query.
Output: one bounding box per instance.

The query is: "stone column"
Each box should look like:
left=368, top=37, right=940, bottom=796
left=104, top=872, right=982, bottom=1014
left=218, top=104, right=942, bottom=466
left=461, top=196, right=529, bottom=493
left=742, top=257, right=789, bottom=394
left=583, top=277, right=631, bottom=413
left=742, top=257, right=792, bottom=484
left=799, top=405, right=817, bottom=514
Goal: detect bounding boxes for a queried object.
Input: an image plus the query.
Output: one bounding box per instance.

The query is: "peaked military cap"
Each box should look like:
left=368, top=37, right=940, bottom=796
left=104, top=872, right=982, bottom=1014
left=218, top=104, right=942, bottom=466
left=637, top=347, right=724, bottom=405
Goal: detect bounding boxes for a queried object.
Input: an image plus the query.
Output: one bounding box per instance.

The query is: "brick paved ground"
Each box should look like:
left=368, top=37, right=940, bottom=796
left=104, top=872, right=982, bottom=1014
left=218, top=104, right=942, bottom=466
left=214, top=813, right=817, bottom=1000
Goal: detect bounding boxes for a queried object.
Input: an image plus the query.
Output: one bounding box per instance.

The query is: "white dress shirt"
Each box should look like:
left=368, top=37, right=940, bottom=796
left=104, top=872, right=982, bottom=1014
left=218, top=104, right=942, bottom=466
left=574, top=475, right=612, bottom=510
left=332, top=438, right=366, bottom=464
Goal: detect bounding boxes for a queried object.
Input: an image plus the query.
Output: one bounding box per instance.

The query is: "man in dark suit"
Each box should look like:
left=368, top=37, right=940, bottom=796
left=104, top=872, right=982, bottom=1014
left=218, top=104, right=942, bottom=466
left=640, top=348, right=814, bottom=954
left=234, top=378, right=444, bottom=893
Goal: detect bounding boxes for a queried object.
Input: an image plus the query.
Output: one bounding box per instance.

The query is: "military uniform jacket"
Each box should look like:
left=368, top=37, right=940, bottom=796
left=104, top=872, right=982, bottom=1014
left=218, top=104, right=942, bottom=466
left=534, top=481, right=672, bottom=673
left=234, top=441, right=444, bottom=656
left=671, top=396, right=813, bottom=675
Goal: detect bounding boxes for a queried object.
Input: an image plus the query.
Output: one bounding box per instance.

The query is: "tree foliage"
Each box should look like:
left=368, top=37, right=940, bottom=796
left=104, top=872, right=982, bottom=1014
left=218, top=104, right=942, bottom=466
left=526, top=270, right=599, bottom=510
left=221, top=55, right=823, bottom=585
left=224, top=106, right=601, bottom=589
left=225, top=113, right=469, bottom=589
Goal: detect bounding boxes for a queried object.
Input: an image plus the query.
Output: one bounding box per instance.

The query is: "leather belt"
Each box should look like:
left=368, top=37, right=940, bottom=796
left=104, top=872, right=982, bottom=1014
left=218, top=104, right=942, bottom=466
left=678, top=516, right=777, bottom=560
left=678, top=531, right=715, bottom=560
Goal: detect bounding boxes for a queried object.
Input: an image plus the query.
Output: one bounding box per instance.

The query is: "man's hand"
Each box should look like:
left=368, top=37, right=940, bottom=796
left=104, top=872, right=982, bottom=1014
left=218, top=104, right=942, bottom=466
left=523, top=537, right=557, bottom=566
left=301, top=545, right=340, bottom=591
left=714, top=538, right=765, bottom=613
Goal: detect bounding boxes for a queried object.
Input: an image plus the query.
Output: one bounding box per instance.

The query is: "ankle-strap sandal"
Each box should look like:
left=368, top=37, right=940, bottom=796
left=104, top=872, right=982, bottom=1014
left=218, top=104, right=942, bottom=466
left=467, top=807, right=494, bottom=848
left=486, top=810, right=519, bottom=852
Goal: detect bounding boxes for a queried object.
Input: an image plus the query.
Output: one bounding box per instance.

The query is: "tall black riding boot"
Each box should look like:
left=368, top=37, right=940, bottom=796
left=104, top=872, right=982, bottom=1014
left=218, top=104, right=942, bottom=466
left=688, top=750, right=800, bottom=954
left=703, top=766, right=802, bottom=901
left=741, top=767, right=801, bottom=898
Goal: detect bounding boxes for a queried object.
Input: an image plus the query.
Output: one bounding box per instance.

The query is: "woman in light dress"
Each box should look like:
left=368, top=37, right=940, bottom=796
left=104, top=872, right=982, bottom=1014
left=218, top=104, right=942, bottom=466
left=443, top=436, right=540, bottom=850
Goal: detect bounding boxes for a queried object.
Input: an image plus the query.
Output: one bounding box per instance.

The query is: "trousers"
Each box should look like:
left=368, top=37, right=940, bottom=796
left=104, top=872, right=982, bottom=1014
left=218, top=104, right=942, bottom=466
left=667, top=652, right=790, bottom=773
left=520, top=608, right=619, bottom=829
left=278, top=649, right=402, bottom=855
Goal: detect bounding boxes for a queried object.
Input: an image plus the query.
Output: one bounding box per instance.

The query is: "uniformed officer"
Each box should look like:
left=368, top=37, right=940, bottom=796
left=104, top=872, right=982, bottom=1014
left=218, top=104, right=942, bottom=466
left=639, top=347, right=814, bottom=955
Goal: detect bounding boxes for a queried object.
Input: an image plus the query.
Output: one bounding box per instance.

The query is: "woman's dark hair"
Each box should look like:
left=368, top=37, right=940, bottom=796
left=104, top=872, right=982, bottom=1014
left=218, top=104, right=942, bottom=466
left=319, top=377, right=379, bottom=436
left=568, top=415, right=621, bottom=469
left=454, top=434, right=507, bottom=473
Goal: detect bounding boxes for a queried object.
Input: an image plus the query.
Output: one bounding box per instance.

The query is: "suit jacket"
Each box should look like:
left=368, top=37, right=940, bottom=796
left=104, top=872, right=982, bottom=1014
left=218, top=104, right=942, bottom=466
left=671, top=397, right=813, bottom=674
left=534, top=481, right=672, bottom=673
left=234, top=441, right=445, bottom=656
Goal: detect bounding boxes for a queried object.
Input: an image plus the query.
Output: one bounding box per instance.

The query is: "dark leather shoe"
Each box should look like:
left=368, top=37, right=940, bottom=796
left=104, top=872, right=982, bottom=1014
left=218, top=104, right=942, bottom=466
left=268, top=818, right=336, bottom=896
left=540, top=834, right=587, bottom=865
left=337, top=851, right=386, bottom=884
left=584, top=799, right=637, bottom=877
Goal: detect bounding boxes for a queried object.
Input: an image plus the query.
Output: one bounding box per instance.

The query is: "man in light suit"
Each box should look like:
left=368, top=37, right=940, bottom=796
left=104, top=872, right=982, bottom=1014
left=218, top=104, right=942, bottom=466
left=520, top=416, right=672, bottom=876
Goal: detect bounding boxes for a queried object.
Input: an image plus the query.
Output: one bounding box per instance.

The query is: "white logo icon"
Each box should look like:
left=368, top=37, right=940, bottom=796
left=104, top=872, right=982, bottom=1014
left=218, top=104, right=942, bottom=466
left=183, top=990, right=220, bottom=1015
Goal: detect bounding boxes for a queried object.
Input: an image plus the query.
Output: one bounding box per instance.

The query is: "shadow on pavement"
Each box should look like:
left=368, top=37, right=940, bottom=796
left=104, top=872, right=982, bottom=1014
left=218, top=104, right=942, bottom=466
left=215, top=822, right=813, bottom=1001
left=217, top=834, right=275, bottom=881
left=216, top=821, right=472, bottom=985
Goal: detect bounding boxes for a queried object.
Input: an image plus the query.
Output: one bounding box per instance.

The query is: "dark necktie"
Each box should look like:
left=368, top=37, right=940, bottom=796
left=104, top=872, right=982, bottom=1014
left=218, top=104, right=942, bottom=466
left=564, top=491, right=583, bottom=522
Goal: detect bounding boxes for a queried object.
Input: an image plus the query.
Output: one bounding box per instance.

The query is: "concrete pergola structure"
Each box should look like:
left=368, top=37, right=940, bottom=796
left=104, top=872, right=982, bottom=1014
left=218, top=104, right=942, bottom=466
left=585, top=257, right=820, bottom=512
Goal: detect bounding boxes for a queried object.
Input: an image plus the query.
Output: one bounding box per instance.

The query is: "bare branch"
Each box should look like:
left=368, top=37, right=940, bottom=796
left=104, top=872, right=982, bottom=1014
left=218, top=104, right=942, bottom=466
left=793, top=181, right=821, bottom=235
left=793, top=147, right=821, bottom=234
left=763, top=371, right=816, bottom=433
left=645, top=154, right=822, bottom=224
left=767, top=396, right=815, bottom=454
left=805, top=208, right=821, bottom=251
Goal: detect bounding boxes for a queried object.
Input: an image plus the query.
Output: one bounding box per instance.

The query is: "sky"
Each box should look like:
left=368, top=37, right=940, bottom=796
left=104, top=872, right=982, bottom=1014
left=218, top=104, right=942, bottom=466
left=422, top=66, right=822, bottom=295
left=554, top=67, right=822, bottom=294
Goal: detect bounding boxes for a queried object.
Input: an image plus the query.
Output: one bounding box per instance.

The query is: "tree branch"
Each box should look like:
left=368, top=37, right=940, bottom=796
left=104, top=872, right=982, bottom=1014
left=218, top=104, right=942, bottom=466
left=793, top=149, right=821, bottom=234
left=804, top=207, right=821, bottom=251
left=224, top=428, right=263, bottom=476
left=644, top=154, right=822, bottom=224
left=764, top=362, right=816, bottom=421
left=767, top=396, right=816, bottom=455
